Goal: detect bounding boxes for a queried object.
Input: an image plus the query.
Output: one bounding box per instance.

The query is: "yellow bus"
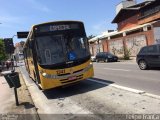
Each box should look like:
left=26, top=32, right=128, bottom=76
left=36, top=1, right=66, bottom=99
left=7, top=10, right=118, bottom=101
left=23, top=21, right=94, bottom=90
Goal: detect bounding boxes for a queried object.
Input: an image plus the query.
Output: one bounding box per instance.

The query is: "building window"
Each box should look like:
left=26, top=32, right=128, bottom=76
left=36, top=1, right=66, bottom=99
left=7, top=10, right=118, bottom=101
left=140, top=5, right=160, bottom=19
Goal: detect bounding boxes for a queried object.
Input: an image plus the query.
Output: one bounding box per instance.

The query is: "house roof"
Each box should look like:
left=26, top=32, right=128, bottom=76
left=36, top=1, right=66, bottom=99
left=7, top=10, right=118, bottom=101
left=112, top=0, right=155, bottom=23
left=112, top=9, right=138, bottom=23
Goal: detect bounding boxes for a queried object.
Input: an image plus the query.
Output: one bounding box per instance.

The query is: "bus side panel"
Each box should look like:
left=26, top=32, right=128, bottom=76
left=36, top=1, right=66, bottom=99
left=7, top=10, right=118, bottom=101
left=25, top=45, right=36, bottom=79
left=28, top=57, right=35, bottom=79
left=24, top=40, right=41, bottom=84
left=32, top=46, right=41, bottom=84
left=23, top=50, right=30, bottom=74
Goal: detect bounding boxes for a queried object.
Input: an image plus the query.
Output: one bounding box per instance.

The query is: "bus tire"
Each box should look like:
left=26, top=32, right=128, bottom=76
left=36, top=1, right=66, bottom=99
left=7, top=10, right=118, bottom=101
left=34, top=71, right=42, bottom=90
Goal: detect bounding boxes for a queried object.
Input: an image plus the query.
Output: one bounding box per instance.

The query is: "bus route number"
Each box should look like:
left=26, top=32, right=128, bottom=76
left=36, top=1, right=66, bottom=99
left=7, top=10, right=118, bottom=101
left=56, top=69, right=65, bottom=75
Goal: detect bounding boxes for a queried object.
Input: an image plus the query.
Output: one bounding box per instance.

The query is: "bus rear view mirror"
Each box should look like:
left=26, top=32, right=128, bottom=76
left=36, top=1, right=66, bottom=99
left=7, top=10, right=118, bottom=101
left=17, top=32, right=29, bottom=38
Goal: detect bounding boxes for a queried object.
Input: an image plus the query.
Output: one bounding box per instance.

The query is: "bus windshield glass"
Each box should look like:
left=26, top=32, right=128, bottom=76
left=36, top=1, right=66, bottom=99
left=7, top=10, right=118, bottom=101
left=36, top=33, right=90, bottom=65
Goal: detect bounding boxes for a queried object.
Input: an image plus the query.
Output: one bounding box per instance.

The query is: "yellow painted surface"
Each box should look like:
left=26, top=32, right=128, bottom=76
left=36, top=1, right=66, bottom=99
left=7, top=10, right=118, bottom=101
left=26, top=57, right=35, bottom=79
left=38, top=60, right=94, bottom=90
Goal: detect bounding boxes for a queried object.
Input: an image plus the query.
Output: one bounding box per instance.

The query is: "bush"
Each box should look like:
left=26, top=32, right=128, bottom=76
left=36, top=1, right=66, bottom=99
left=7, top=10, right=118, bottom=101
left=123, top=47, right=131, bottom=60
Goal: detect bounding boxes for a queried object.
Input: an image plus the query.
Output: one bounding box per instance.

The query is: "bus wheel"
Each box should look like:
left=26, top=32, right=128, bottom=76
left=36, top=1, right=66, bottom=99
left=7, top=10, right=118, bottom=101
left=36, top=81, right=42, bottom=90
left=34, top=72, right=42, bottom=90
left=35, top=79, right=42, bottom=90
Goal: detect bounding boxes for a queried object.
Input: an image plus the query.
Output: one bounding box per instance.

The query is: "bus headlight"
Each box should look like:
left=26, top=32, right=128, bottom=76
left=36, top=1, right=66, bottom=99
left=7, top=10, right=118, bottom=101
left=39, top=70, right=47, bottom=77
left=42, top=72, right=47, bottom=77
left=41, top=72, right=56, bottom=79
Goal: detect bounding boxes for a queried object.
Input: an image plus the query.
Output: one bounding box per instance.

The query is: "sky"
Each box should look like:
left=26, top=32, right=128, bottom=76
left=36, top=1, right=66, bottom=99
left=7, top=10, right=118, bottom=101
left=0, top=0, right=143, bottom=44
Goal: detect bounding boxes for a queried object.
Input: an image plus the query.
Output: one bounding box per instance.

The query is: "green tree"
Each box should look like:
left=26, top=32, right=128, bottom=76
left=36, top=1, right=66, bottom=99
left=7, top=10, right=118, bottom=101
left=0, top=38, right=7, bottom=61
left=87, top=35, right=96, bottom=40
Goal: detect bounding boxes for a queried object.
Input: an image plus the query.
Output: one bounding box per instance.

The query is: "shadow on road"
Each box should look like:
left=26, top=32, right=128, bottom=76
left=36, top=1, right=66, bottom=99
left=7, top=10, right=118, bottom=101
left=20, top=102, right=35, bottom=109
left=92, top=77, right=115, bottom=84
left=43, top=78, right=114, bottom=99
left=148, top=67, right=160, bottom=71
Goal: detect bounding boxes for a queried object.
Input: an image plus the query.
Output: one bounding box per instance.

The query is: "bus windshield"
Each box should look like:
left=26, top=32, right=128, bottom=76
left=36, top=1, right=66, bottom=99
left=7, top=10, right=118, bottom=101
left=36, top=34, right=90, bottom=65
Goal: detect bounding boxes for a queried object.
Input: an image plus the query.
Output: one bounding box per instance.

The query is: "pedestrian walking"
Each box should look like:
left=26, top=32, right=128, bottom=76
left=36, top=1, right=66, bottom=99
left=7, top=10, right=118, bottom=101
left=6, top=60, right=11, bottom=70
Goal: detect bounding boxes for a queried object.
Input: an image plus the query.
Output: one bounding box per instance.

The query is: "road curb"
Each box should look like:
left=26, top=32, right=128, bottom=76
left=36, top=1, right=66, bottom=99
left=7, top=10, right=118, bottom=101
left=19, top=66, right=57, bottom=114
left=88, top=78, right=160, bottom=100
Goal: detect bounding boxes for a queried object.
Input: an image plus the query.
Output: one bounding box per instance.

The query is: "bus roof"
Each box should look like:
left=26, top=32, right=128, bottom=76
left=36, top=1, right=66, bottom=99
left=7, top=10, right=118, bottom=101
left=32, top=20, right=83, bottom=28
left=23, top=20, right=84, bottom=48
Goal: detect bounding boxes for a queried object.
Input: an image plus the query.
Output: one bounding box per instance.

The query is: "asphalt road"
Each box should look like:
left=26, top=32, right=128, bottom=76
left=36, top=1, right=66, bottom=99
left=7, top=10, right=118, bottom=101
left=93, top=61, right=160, bottom=96
left=19, top=66, right=160, bottom=120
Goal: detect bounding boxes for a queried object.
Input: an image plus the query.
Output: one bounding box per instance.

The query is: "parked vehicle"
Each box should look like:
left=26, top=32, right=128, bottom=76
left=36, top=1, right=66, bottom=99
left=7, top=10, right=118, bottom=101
left=136, top=44, right=160, bottom=70
left=95, top=52, right=118, bottom=62
left=91, top=56, right=96, bottom=62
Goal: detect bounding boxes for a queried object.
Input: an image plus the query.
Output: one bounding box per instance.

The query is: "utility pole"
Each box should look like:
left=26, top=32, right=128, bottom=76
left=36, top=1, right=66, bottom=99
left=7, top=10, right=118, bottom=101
left=98, top=38, right=100, bottom=53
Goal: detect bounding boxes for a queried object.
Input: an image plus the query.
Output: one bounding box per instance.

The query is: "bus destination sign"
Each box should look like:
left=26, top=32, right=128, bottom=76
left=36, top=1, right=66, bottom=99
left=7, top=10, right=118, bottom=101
left=36, top=24, right=80, bottom=33
left=50, top=25, right=70, bottom=31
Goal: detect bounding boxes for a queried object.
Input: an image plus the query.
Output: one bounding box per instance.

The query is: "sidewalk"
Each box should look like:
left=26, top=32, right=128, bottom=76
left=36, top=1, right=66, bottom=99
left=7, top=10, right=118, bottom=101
left=0, top=70, right=39, bottom=120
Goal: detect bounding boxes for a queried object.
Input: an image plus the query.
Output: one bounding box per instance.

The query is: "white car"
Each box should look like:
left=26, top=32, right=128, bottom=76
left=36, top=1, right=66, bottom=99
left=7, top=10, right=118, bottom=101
left=91, top=56, right=96, bottom=62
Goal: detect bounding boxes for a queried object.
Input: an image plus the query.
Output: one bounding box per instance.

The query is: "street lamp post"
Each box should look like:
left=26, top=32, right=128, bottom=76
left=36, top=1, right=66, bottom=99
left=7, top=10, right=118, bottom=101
left=11, top=35, right=20, bottom=106
left=12, top=35, right=17, bottom=39
left=12, top=35, right=17, bottom=69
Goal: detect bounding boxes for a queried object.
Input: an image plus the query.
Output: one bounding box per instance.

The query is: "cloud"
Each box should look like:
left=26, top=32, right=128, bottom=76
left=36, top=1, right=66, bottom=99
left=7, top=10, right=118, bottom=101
left=27, top=0, right=51, bottom=13
left=0, top=15, right=28, bottom=29
left=0, top=16, right=20, bottom=23
left=92, top=21, right=108, bottom=34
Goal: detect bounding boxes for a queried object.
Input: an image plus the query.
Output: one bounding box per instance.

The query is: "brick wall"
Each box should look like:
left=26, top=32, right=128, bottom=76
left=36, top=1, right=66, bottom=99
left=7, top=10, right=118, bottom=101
left=101, top=40, right=108, bottom=52
left=118, top=14, right=139, bottom=31
left=117, top=12, right=160, bottom=31
left=153, top=20, right=160, bottom=27
left=90, top=29, right=155, bottom=56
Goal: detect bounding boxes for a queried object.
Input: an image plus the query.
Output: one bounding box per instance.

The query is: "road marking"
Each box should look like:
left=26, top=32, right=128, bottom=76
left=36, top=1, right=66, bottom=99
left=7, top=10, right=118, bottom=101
left=87, top=78, right=145, bottom=94
left=115, top=62, right=136, bottom=65
left=88, top=78, right=160, bottom=100
left=94, top=62, right=136, bottom=65
left=144, top=93, right=160, bottom=100
left=103, top=68, right=131, bottom=71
